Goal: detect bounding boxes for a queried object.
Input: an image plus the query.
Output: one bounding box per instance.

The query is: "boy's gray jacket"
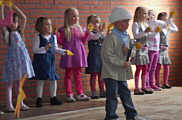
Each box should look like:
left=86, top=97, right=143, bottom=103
left=101, top=33, right=133, bottom=81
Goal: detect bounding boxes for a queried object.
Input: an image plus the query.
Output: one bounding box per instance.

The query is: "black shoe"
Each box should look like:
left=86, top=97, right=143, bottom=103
left=36, top=97, right=42, bottom=107
left=91, top=95, right=99, bottom=99
left=100, top=91, right=106, bottom=98
left=50, top=97, right=62, bottom=105
left=142, top=88, right=153, bottom=94
left=162, top=84, right=172, bottom=89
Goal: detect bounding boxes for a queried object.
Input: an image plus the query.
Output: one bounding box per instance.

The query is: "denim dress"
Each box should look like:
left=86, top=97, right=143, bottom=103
left=86, top=33, right=103, bottom=73
left=33, top=34, right=59, bottom=80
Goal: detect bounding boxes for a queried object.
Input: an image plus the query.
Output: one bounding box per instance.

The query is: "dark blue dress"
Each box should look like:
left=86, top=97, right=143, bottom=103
left=86, top=34, right=103, bottom=74
left=33, top=34, right=59, bottom=80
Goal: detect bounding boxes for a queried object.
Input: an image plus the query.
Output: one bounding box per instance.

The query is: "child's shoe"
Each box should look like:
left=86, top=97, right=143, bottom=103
left=0, top=111, right=4, bottom=115
left=50, top=97, right=63, bottom=105
left=162, top=84, right=172, bottom=89
left=141, top=88, right=153, bottom=94
left=91, top=91, right=99, bottom=99
left=134, top=89, right=144, bottom=95
left=100, top=91, right=106, bottom=98
left=66, top=94, right=76, bottom=103
left=36, top=97, right=42, bottom=107
left=76, top=93, right=90, bottom=101
left=21, top=103, right=30, bottom=111
left=6, top=105, right=15, bottom=112
left=151, top=85, right=162, bottom=91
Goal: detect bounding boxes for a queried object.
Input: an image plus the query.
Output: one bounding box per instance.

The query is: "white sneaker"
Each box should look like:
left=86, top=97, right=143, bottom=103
left=76, top=94, right=90, bottom=101
left=66, top=94, right=76, bottom=103
left=0, top=111, right=4, bottom=115
left=21, top=103, right=30, bottom=111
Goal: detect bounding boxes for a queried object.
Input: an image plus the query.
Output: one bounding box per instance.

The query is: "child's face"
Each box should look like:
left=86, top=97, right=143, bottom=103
left=90, top=17, right=100, bottom=31
left=114, top=19, right=130, bottom=32
left=69, top=10, right=79, bottom=25
left=149, top=11, right=156, bottom=21
left=42, top=19, right=52, bottom=35
left=140, top=9, right=147, bottom=21
left=161, top=15, right=167, bottom=22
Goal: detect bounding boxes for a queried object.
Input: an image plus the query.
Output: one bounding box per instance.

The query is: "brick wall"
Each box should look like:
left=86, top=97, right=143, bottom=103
left=0, top=0, right=181, bottom=102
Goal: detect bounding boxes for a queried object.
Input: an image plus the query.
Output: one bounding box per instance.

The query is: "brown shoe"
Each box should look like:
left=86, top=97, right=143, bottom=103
left=134, top=89, right=144, bottom=95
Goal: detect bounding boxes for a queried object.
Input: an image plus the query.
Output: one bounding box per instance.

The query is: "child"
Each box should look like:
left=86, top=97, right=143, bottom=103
left=147, top=9, right=168, bottom=91
left=33, top=17, right=67, bottom=107
left=57, top=8, right=90, bottom=102
left=102, top=6, right=146, bottom=120
left=85, top=14, right=105, bottom=99
left=1, top=4, right=35, bottom=112
left=155, top=12, right=178, bottom=89
left=132, top=7, right=153, bottom=95
left=0, top=2, right=13, bottom=114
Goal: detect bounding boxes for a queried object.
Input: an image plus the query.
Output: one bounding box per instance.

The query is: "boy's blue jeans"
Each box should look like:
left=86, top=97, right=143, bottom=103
left=104, top=78, right=138, bottom=120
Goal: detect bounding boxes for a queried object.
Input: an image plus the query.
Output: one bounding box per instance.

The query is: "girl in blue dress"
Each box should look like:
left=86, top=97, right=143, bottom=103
left=33, top=17, right=66, bottom=107
left=1, top=5, right=35, bottom=112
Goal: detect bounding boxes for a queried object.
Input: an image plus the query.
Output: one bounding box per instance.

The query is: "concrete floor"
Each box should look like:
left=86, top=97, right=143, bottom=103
left=17, top=87, right=182, bottom=120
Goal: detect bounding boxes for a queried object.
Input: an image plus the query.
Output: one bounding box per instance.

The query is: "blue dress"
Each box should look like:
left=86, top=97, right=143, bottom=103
left=32, top=34, right=59, bottom=80
left=86, top=32, right=103, bottom=73
left=2, top=31, right=35, bottom=82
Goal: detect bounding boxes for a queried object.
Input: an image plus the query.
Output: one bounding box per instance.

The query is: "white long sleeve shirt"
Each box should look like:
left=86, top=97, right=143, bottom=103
left=33, top=34, right=65, bottom=55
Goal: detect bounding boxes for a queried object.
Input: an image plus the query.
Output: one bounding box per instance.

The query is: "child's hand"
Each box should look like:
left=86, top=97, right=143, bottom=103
left=88, top=24, right=94, bottom=32
left=122, top=46, right=128, bottom=54
left=66, top=50, right=74, bottom=56
left=124, top=62, right=129, bottom=68
left=145, top=27, right=152, bottom=33
left=4, top=0, right=13, bottom=8
left=45, top=43, right=51, bottom=51
left=99, top=23, right=106, bottom=32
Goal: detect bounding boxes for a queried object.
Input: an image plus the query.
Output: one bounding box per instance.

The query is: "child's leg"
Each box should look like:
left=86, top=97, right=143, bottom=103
left=134, top=65, right=142, bottom=90
left=155, top=64, right=161, bottom=87
left=64, top=68, right=73, bottom=96
left=6, top=80, right=14, bottom=111
left=98, top=72, right=105, bottom=92
left=49, top=80, right=62, bottom=105
left=73, top=67, right=83, bottom=95
left=49, top=80, right=57, bottom=98
left=73, top=68, right=89, bottom=101
left=90, top=72, right=97, bottom=92
left=148, top=51, right=160, bottom=89
left=163, top=64, right=170, bottom=85
left=36, top=80, right=45, bottom=107
left=37, top=80, right=45, bottom=98
left=118, top=81, right=138, bottom=119
left=141, top=64, right=148, bottom=89
left=104, top=78, right=119, bottom=119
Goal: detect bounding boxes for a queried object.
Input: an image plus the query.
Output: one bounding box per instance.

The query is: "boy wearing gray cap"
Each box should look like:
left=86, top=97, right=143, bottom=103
left=101, top=6, right=147, bottom=120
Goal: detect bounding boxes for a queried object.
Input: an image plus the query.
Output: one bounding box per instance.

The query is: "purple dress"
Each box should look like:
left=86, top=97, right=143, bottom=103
left=57, top=26, right=89, bottom=68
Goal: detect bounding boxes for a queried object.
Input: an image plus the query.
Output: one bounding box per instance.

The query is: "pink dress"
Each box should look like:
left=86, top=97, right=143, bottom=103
left=57, top=26, right=89, bottom=68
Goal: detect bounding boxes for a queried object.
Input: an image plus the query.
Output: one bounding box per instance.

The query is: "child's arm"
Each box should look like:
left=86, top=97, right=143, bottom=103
left=13, top=5, right=27, bottom=33
left=81, top=27, right=90, bottom=44
left=53, top=35, right=66, bottom=55
left=33, top=35, right=47, bottom=53
left=57, top=27, right=64, bottom=45
left=168, top=18, right=178, bottom=32
left=132, top=22, right=149, bottom=39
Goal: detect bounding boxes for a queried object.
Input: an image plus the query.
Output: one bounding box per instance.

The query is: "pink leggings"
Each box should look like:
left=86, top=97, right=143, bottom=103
left=90, top=72, right=104, bottom=92
left=155, top=64, right=170, bottom=86
left=134, top=65, right=148, bottom=89
left=64, top=68, right=83, bottom=96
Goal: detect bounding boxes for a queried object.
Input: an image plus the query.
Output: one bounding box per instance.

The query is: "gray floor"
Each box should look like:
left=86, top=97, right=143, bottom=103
left=22, top=87, right=182, bottom=120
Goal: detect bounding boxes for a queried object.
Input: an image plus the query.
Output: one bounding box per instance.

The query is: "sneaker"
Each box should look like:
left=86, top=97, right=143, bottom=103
left=0, top=111, right=4, bottom=115
left=91, top=91, right=99, bottom=99
left=76, top=94, right=90, bottom=101
left=134, top=89, right=144, bottom=95
left=6, top=106, right=15, bottom=112
left=21, top=103, right=30, bottom=111
left=141, top=88, right=153, bottom=94
left=162, top=84, right=172, bottom=89
left=66, top=94, right=76, bottom=103
left=127, top=115, right=147, bottom=120
left=36, top=97, right=42, bottom=107
left=151, top=85, right=162, bottom=91
left=100, top=91, right=106, bottom=98
left=50, top=97, right=63, bottom=105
